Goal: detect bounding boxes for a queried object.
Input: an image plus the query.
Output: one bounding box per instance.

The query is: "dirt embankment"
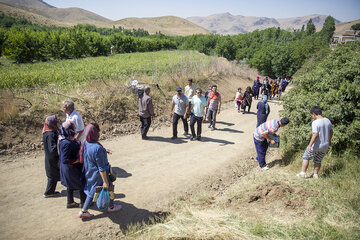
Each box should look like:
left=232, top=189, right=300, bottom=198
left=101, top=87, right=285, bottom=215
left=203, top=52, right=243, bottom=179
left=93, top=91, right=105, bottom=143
left=0, top=62, right=257, bottom=158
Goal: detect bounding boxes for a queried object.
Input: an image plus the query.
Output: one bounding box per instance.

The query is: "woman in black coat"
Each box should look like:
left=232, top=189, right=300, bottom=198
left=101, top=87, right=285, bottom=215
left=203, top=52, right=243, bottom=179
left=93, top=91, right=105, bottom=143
left=59, top=121, right=86, bottom=208
left=43, top=115, right=60, bottom=197
left=242, top=86, right=253, bottom=114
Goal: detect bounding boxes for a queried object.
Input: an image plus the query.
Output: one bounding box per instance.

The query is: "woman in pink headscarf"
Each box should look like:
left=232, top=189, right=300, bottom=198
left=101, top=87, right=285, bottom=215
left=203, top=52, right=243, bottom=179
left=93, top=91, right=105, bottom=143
left=42, top=115, right=60, bottom=198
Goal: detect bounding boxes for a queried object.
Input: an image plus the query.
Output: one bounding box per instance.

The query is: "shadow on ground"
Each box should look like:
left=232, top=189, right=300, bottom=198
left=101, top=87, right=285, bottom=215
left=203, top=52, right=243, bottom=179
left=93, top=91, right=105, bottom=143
left=82, top=200, right=169, bottom=234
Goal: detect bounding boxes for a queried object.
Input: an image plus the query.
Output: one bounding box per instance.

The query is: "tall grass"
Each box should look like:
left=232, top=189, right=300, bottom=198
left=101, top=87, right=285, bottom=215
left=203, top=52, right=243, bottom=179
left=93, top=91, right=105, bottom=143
left=0, top=50, right=212, bottom=89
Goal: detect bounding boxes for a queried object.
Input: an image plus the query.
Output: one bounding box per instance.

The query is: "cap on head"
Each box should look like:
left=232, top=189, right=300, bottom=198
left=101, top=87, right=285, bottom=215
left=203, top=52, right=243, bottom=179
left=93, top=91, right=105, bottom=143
left=188, top=78, right=193, bottom=82
left=176, top=86, right=182, bottom=92
left=256, top=76, right=259, bottom=79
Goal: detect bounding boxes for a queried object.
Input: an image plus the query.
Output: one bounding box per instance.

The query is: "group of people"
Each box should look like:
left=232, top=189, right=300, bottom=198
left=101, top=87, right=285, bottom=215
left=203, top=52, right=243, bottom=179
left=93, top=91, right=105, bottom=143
left=139, top=78, right=222, bottom=141
left=252, top=76, right=289, bottom=100
left=234, top=76, right=332, bottom=177
left=43, top=76, right=333, bottom=222
left=43, top=100, right=121, bottom=219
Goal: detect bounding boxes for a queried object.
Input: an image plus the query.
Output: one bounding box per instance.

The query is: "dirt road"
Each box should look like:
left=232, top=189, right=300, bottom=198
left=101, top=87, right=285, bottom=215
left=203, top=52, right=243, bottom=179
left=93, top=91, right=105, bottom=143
left=0, top=98, right=282, bottom=239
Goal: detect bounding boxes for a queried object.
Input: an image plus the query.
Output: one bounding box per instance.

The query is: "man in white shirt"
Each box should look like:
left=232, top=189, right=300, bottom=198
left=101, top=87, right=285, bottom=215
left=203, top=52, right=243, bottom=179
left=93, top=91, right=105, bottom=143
left=185, top=78, right=195, bottom=116
left=62, top=100, right=85, bottom=142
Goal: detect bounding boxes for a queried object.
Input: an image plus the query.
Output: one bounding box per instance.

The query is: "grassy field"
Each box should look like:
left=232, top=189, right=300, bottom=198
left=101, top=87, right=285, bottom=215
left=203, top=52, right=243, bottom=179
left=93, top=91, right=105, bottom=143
left=0, top=50, right=212, bottom=89
left=124, top=150, right=360, bottom=240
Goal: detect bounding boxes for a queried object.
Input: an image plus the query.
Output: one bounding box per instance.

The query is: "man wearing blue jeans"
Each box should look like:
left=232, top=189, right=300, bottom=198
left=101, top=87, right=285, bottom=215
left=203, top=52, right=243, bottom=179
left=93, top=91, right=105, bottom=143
left=190, top=88, right=207, bottom=141
left=297, top=106, right=333, bottom=178
left=253, top=118, right=290, bottom=170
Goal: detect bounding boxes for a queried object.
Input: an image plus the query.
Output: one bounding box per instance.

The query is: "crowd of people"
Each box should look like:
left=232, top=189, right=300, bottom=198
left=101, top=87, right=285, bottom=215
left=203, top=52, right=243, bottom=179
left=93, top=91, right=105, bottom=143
left=43, top=101, right=121, bottom=219
left=42, top=76, right=333, bottom=220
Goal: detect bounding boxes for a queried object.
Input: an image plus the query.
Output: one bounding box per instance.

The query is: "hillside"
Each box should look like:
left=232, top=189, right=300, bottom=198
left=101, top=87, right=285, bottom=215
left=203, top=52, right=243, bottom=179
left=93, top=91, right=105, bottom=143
left=0, top=0, right=210, bottom=36
left=113, top=16, right=211, bottom=36
left=0, top=3, right=69, bottom=26
left=187, top=12, right=341, bottom=35
left=334, top=18, right=360, bottom=35
left=0, top=0, right=113, bottom=27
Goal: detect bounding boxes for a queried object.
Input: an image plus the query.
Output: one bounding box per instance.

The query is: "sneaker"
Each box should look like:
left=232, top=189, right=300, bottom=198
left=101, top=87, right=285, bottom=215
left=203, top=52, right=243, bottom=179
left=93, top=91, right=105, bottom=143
left=261, top=166, right=269, bottom=171
left=196, top=137, right=202, bottom=141
left=183, top=131, right=189, bottom=136
left=190, top=136, right=195, bottom=141
left=211, top=127, right=215, bottom=131
left=43, top=191, right=60, bottom=198
left=309, top=173, right=319, bottom=179
left=142, top=136, right=148, bottom=140
left=296, top=172, right=306, bottom=178
left=107, top=204, right=122, bottom=213
left=208, top=124, right=212, bottom=128
left=171, top=136, right=177, bottom=140
left=78, top=210, right=94, bottom=219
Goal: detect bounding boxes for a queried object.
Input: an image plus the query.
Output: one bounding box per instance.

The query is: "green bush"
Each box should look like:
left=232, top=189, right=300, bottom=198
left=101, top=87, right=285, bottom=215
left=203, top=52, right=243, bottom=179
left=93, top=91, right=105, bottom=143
left=283, top=40, right=360, bottom=154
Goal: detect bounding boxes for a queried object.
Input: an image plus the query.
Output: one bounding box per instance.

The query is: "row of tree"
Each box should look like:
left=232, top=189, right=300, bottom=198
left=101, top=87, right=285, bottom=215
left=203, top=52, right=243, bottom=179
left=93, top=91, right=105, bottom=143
left=174, top=16, right=336, bottom=78
left=0, top=14, right=336, bottom=75
left=0, top=26, right=177, bottom=62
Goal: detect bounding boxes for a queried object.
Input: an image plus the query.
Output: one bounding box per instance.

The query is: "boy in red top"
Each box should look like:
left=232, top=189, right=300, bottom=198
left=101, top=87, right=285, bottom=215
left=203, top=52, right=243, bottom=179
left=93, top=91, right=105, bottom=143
left=205, top=85, right=221, bottom=131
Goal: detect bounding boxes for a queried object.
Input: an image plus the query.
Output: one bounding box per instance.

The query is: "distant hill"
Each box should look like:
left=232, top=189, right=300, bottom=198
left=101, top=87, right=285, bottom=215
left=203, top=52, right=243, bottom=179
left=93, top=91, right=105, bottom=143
left=0, top=0, right=112, bottom=27
left=113, top=16, right=211, bottom=36
left=0, top=0, right=210, bottom=36
left=187, top=12, right=341, bottom=35
left=334, top=19, right=360, bottom=35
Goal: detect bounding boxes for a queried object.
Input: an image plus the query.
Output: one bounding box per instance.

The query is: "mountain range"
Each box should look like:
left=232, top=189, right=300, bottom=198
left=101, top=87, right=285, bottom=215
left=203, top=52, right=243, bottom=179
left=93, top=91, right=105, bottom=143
left=187, top=12, right=341, bottom=34
left=0, top=0, right=350, bottom=36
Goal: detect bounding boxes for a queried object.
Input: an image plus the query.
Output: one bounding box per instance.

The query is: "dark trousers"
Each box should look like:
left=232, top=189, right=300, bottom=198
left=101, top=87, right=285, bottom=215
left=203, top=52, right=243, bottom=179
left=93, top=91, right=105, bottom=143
left=190, top=115, right=203, bottom=138
left=44, top=178, right=58, bottom=195
left=140, top=116, right=151, bottom=138
left=254, top=138, right=269, bottom=168
left=173, top=113, right=188, bottom=137
left=256, top=115, right=267, bottom=127
left=207, top=108, right=217, bottom=128
left=67, top=187, right=87, bottom=204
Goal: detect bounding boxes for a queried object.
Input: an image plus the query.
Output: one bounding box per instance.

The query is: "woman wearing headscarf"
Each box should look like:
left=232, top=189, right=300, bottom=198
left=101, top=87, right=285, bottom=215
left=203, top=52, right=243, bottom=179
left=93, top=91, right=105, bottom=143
left=241, top=86, right=253, bottom=114
left=256, top=95, right=271, bottom=127
left=78, top=123, right=121, bottom=219
left=58, top=121, right=86, bottom=208
left=43, top=115, right=60, bottom=197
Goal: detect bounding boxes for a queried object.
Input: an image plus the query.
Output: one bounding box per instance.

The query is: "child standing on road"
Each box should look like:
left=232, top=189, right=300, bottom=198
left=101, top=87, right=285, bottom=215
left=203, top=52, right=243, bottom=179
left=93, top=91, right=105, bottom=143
left=297, top=106, right=333, bottom=178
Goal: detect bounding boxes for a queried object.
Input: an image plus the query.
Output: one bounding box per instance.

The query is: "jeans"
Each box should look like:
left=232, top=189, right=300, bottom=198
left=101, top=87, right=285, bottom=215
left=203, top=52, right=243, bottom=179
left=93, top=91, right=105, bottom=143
left=190, top=115, right=203, bottom=138
left=207, top=108, right=217, bottom=128
left=173, top=113, right=188, bottom=137
left=254, top=138, right=269, bottom=168
left=140, top=116, right=151, bottom=138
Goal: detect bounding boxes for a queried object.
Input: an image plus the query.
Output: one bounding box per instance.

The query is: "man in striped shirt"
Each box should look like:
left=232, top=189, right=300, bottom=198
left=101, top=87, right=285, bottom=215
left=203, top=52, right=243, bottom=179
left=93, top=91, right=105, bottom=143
left=253, top=118, right=290, bottom=170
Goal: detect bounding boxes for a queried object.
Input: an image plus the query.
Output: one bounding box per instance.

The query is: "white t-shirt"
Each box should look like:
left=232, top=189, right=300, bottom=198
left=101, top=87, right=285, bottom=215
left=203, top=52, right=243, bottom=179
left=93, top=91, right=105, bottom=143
left=66, top=110, right=85, bottom=142
left=311, top=117, right=333, bottom=152
left=185, top=85, right=195, bottom=101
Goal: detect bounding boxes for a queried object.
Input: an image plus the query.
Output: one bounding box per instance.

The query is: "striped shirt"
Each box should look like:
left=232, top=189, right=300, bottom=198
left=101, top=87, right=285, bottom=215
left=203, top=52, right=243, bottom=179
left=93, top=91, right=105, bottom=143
left=254, top=120, right=280, bottom=141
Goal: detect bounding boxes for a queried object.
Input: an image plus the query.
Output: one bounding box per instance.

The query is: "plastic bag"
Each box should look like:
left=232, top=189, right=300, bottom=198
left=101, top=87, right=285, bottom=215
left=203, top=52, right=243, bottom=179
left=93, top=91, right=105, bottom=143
left=96, top=188, right=110, bottom=212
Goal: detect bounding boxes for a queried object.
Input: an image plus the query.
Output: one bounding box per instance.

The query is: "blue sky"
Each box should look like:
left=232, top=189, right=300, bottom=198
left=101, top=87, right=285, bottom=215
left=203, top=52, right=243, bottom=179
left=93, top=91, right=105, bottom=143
left=44, top=0, right=360, bottom=22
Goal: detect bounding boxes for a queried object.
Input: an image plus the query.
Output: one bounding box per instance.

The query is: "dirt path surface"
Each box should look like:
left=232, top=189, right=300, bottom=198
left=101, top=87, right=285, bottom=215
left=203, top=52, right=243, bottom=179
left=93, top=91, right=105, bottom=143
left=0, top=98, right=282, bottom=239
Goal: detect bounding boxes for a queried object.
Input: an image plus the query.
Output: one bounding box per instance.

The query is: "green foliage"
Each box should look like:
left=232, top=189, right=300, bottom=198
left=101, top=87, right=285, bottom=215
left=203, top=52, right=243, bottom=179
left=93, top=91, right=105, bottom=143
left=283, top=40, right=360, bottom=154
left=305, top=18, right=316, bottom=36
left=351, top=23, right=360, bottom=31
left=0, top=27, right=7, bottom=55
left=0, top=50, right=211, bottom=89
left=320, top=16, right=336, bottom=43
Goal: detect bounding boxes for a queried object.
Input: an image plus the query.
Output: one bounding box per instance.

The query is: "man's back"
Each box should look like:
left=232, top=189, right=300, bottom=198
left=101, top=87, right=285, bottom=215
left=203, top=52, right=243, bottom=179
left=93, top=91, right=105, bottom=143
left=139, top=94, right=153, bottom=118
left=312, top=118, right=332, bottom=152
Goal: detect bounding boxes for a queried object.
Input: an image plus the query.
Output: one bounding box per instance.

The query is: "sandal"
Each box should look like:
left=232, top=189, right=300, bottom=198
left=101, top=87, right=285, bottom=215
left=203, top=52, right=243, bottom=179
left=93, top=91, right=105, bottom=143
left=67, top=202, right=79, bottom=208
